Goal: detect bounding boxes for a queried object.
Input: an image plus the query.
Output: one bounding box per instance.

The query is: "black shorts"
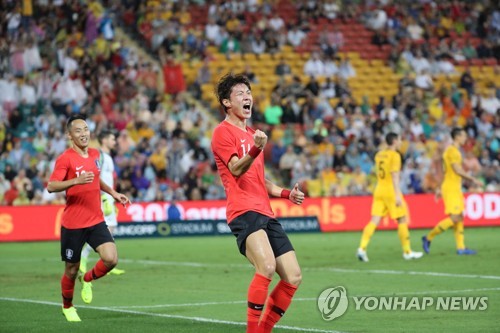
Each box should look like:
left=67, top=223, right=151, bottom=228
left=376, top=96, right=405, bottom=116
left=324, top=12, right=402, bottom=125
left=228, top=211, right=294, bottom=258
left=60, top=222, right=114, bottom=263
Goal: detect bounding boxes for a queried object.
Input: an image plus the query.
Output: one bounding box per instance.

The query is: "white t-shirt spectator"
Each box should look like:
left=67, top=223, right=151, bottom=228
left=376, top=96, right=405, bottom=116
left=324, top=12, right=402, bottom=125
left=480, top=95, right=500, bottom=114
left=323, top=1, right=340, bottom=19
left=437, top=60, right=456, bottom=74
left=304, top=57, right=325, bottom=77
left=71, top=78, right=88, bottom=107
left=6, top=12, right=21, bottom=31
left=339, top=60, right=356, bottom=79
left=205, top=22, right=221, bottom=44
left=251, top=38, right=266, bottom=54
left=24, top=45, right=43, bottom=72
left=287, top=28, right=306, bottom=47
left=269, top=15, right=285, bottom=31
left=380, top=106, right=398, bottom=122
left=369, top=9, right=387, bottom=30
left=415, top=72, right=433, bottom=89
left=411, top=56, right=431, bottom=74
left=20, top=83, right=37, bottom=105
left=410, top=120, right=424, bottom=138
left=407, top=23, right=424, bottom=40
left=63, top=56, right=78, bottom=77
left=0, top=77, right=19, bottom=104
left=324, top=59, right=339, bottom=76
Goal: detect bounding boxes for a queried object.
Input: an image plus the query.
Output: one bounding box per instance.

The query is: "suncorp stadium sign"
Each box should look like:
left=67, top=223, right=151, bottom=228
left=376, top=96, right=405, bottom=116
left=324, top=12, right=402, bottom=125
left=112, top=217, right=320, bottom=238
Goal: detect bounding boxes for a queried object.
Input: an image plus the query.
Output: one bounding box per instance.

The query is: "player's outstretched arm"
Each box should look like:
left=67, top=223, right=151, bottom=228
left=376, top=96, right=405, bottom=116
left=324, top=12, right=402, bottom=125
left=99, top=179, right=131, bottom=207
left=265, top=179, right=304, bottom=205
left=47, top=172, right=95, bottom=193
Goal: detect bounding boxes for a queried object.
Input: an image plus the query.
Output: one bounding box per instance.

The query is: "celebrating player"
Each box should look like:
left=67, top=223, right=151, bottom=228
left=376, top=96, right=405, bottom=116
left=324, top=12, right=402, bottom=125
left=47, top=115, right=130, bottom=322
left=211, top=73, right=304, bottom=333
left=80, top=130, right=125, bottom=277
left=357, top=132, right=423, bottom=262
left=422, top=127, right=482, bottom=255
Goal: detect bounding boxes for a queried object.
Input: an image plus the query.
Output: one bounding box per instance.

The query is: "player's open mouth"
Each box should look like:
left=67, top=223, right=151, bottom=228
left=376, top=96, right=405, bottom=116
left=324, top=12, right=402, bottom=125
left=243, top=104, right=251, bottom=110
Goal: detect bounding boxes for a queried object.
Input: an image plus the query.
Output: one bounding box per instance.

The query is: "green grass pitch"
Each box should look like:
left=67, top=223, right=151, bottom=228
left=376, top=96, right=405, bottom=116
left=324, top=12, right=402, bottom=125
left=1, top=228, right=498, bottom=332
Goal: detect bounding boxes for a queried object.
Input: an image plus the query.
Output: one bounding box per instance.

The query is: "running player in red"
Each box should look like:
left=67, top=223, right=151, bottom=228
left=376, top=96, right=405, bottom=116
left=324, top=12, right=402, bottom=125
left=48, top=115, right=130, bottom=322
left=211, top=73, right=305, bottom=333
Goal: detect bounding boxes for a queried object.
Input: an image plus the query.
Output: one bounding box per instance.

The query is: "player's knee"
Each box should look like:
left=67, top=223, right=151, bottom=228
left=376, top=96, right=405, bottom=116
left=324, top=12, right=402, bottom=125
left=258, top=261, right=276, bottom=278
left=287, top=271, right=302, bottom=286
left=102, top=254, right=118, bottom=268
left=65, top=264, right=79, bottom=279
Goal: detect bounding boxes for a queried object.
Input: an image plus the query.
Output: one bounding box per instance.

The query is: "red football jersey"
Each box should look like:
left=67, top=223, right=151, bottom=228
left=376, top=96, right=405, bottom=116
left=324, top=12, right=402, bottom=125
left=211, top=121, right=274, bottom=223
left=49, top=148, right=104, bottom=229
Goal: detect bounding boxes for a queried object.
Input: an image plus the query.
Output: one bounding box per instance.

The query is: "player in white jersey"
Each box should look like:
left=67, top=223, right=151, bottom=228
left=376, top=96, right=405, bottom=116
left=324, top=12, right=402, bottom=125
left=80, top=130, right=125, bottom=276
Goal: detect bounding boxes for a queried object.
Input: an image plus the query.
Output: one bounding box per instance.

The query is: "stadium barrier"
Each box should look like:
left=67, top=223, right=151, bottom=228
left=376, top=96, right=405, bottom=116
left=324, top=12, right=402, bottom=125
left=0, top=193, right=498, bottom=242
left=112, top=216, right=320, bottom=238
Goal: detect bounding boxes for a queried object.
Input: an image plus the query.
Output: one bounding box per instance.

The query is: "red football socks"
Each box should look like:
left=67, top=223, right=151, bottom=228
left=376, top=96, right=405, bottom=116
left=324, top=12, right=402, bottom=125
left=259, top=280, right=298, bottom=333
left=247, top=273, right=272, bottom=333
left=84, top=259, right=112, bottom=282
left=61, top=274, right=75, bottom=308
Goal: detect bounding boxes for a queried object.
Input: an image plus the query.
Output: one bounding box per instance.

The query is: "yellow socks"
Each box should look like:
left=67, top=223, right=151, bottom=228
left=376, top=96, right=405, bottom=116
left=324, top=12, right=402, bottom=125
left=427, top=217, right=454, bottom=241
left=454, top=221, right=465, bottom=250
left=359, top=222, right=377, bottom=250
left=398, top=223, right=411, bottom=254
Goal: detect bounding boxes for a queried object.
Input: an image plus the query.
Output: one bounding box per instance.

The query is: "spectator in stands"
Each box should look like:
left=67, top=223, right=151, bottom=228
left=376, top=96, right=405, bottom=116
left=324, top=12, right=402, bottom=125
left=322, top=0, right=340, bottom=20
left=415, top=69, right=434, bottom=91
left=275, top=56, right=292, bottom=76
left=460, top=68, right=475, bottom=98
left=478, top=90, right=500, bottom=115
left=476, top=40, right=493, bottom=58
left=366, top=5, right=387, bottom=30
left=338, top=57, right=356, bottom=79
left=264, top=96, right=283, bottom=125
left=251, top=33, right=266, bottom=55
left=303, top=52, right=324, bottom=77
left=287, top=26, right=306, bottom=48
left=411, top=50, right=431, bottom=74
left=269, top=13, right=285, bottom=32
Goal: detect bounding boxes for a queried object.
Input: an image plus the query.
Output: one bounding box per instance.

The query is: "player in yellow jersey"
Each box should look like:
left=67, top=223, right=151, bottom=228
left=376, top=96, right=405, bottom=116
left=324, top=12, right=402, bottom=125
left=357, top=133, right=423, bottom=262
left=422, top=128, right=482, bottom=255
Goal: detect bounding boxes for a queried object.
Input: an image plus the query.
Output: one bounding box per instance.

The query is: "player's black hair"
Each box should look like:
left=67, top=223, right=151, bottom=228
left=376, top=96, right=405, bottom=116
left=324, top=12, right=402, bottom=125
left=66, top=114, right=87, bottom=131
left=385, top=132, right=399, bottom=145
left=98, top=130, right=115, bottom=144
left=215, top=73, right=251, bottom=113
left=451, top=127, right=464, bottom=139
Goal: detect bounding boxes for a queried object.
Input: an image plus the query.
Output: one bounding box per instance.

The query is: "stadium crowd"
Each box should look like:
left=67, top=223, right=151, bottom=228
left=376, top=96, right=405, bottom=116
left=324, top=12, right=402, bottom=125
left=0, top=0, right=499, bottom=206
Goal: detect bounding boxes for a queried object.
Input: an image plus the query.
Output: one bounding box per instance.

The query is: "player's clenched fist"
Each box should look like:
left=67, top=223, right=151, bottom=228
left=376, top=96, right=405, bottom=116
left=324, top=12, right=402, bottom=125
left=253, top=130, right=268, bottom=149
left=77, top=172, right=94, bottom=184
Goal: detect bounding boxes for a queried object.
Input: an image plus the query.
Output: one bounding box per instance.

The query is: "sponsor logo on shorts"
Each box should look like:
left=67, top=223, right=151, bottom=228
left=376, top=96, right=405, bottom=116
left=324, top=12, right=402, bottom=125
left=66, top=249, right=74, bottom=260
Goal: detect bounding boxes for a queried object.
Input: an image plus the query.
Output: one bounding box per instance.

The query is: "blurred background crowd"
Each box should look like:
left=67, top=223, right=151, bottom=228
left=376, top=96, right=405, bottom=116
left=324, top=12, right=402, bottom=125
left=0, top=0, right=499, bottom=206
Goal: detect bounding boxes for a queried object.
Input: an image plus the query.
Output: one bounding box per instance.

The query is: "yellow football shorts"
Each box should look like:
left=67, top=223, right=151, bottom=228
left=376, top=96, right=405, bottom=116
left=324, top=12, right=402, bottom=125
left=442, top=190, right=464, bottom=215
left=371, top=194, right=408, bottom=219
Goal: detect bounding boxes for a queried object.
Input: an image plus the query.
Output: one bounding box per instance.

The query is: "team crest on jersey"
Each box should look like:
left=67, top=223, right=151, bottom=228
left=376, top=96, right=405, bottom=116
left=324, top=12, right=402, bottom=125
left=95, top=159, right=101, bottom=171
left=66, top=249, right=73, bottom=260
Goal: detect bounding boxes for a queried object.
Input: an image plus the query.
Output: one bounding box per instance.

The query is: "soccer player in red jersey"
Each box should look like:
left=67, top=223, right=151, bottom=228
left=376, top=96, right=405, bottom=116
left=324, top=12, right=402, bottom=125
left=211, top=73, right=305, bottom=333
left=47, top=115, right=130, bottom=322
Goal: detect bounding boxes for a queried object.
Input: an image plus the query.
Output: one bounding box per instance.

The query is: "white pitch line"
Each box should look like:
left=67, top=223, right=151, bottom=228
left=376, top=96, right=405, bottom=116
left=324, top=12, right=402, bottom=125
left=123, top=258, right=500, bottom=281
left=112, top=287, right=500, bottom=309
left=312, top=267, right=500, bottom=280
left=0, top=297, right=346, bottom=333
left=2, top=257, right=500, bottom=281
